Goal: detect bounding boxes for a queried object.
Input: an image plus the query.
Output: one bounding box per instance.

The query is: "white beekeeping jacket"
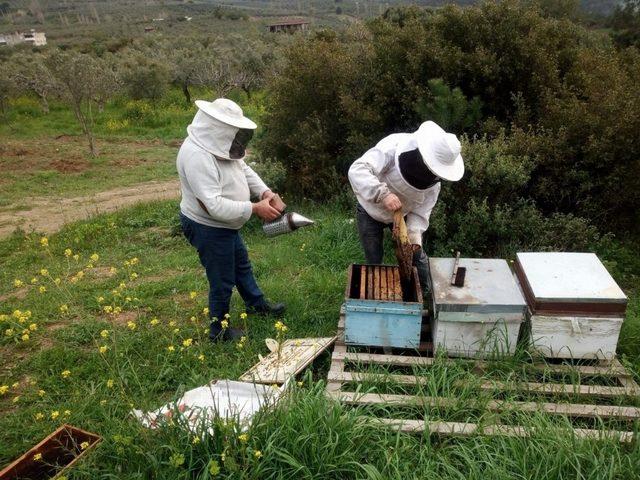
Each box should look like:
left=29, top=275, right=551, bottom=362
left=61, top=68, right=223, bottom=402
left=177, top=110, right=269, bottom=229
left=348, top=133, right=441, bottom=245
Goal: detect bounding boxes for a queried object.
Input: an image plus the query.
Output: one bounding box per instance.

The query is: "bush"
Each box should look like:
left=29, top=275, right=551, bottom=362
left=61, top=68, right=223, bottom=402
left=261, top=0, right=640, bottom=237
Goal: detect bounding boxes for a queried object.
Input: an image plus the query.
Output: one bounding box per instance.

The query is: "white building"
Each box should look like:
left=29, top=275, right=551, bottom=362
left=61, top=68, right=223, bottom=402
left=0, top=30, right=47, bottom=47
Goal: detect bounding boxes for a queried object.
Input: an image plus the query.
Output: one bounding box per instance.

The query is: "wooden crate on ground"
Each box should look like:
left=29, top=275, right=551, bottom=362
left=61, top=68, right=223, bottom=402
left=327, top=313, right=640, bottom=442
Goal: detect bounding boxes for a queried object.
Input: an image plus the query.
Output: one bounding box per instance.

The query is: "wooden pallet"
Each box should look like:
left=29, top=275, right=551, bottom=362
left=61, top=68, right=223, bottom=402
left=327, top=314, right=640, bottom=442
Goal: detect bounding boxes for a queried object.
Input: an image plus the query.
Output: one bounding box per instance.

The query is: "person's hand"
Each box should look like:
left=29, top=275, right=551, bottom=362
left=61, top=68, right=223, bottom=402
left=252, top=198, right=281, bottom=221
left=262, top=190, right=275, bottom=201
left=382, top=193, right=402, bottom=212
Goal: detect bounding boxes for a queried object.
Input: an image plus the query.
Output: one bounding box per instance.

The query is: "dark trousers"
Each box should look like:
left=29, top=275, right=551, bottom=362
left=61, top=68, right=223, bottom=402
left=356, top=203, right=431, bottom=293
left=180, top=214, right=265, bottom=337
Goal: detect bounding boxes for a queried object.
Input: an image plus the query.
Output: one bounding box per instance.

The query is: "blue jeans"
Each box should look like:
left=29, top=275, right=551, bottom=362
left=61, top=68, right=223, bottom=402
left=180, top=214, right=265, bottom=336
left=356, top=203, right=431, bottom=294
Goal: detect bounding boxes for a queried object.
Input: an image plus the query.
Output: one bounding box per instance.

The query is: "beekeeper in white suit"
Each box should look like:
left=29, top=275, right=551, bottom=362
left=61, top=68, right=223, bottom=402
left=177, top=98, right=285, bottom=343
left=348, top=121, right=464, bottom=294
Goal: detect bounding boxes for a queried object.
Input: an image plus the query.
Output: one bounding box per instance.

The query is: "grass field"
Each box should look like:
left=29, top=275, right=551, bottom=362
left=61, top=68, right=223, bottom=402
left=1, top=198, right=639, bottom=479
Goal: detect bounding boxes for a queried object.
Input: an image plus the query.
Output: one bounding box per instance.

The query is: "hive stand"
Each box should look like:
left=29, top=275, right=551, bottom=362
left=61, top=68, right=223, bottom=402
left=327, top=310, right=640, bottom=442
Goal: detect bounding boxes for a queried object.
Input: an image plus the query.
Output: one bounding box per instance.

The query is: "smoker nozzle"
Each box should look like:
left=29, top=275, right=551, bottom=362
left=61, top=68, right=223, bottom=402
left=263, top=212, right=315, bottom=237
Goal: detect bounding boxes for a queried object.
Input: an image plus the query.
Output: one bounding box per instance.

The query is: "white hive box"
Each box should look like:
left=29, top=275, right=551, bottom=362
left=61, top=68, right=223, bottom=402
left=429, top=258, right=527, bottom=358
left=515, top=252, right=627, bottom=360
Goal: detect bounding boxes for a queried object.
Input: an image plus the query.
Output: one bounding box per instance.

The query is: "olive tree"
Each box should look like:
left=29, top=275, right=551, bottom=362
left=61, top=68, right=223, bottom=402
left=9, top=53, right=57, bottom=113
left=46, top=51, right=120, bottom=156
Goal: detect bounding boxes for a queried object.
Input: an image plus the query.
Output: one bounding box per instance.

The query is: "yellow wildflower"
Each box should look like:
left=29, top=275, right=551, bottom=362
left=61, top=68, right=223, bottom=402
left=106, top=379, right=114, bottom=388
left=97, top=297, right=105, bottom=303
left=40, top=269, right=48, bottom=276
left=64, top=248, right=72, bottom=257
left=13, top=279, right=23, bottom=288
left=38, top=389, right=45, bottom=397
left=5, top=329, right=14, bottom=337
left=274, top=321, right=288, bottom=333
left=39, top=286, right=46, bottom=294
left=182, top=338, right=193, bottom=347
left=54, top=278, right=61, bottom=285
left=240, top=312, right=248, bottom=320
left=130, top=257, right=139, bottom=265
left=60, top=304, right=69, bottom=314
left=130, top=272, right=138, bottom=280
left=51, top=410, right=59, bottom=419
left=127, top=321, right=136, bottom=330
left=173, top=328, right=180, bottom=334
left=189, top=291, right=197, bottom=299
left=297, top=381, right=304, bottom=387
left=63, top=410, right=71, bottom=416
left=90, top=253, right=99, bottom=262
left=100, top=329, right=109, bottom=338
left=21, top=333, right=29, bottom=342
left=192, top=436, right=200, bottom=445
left=149, top=318, right=159, bottom=326
left=103, top=305, right=113, bottom=313
left=203, top=307, right=209, bottom=315
left=35, top=412, right=44, bottom=420
left=167, top=345, right=175, bottom=352
left=12, top=395, right=20, bottom=403
left=220, top=320, right=229, bottom=329
left=238, top=433, right=249, bottom=443
left=29, top=323, right=37, bottom=331
left=40, top=237, right=48, bottom=247
left=113, top=307, right=122, bottom=314
left=30, top=277, right=38, bottom=284
left=190, top=316, right=196, bottom=322
left=73, top=254, right=80, bottom=261
left=119, top=282, right=126, bottom=289
left=80, top=441, right=89, bottom=450
left=99, top=345, right=108, bottom=354
left=168, top=320, right=176, bottom=327
left=254, top=450, right=263, bottom=459
left=100, top=400, right=107, bottom=405
left=33, top=453, right=42, bottom=461
left=197, top=354, right=205, bottom=362
left=224, top=313, right=230, bottom=319
left=109, top=267, right=118, bottom=274
left=61, top=370, right=71, bottom=379
left=11, top=382, right=18, bottom=388
left=76, top=271, right=84, bottom=279
left=0, top=385, right=8, bottom=395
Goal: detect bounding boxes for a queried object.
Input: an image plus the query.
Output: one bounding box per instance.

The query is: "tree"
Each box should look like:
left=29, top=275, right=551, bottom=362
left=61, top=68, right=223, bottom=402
left=8, top=53, right=56, bottom=113
left=46, top=51, right=119, bottom=156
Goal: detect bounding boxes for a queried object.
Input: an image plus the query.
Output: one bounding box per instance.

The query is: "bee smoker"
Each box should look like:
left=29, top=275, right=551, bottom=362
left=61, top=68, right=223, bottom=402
left=263, top=212, right=314, bottom=237
left=261, top=193, right=314, bottom=237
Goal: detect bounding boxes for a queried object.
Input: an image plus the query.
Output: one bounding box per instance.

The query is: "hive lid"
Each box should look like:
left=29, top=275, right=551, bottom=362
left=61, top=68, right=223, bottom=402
left=515, top=252, right=627, bottom=315
left=429, top=258, right=526, bottom=313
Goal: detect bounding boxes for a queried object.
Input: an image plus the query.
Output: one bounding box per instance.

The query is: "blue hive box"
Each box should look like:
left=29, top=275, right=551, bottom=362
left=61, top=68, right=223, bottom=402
left=344, top=264, right=423, bottom=349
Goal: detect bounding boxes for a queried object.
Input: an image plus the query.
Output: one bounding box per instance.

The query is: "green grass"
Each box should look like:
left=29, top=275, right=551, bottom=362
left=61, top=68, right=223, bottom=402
left=0, top=89, right=270, bottom=206
left=0, top=200, right=639, bottom=479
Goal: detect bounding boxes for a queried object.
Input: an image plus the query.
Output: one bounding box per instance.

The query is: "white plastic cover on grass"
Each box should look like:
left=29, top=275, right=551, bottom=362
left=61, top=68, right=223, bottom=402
left=132, top=380, right=285, bottom=434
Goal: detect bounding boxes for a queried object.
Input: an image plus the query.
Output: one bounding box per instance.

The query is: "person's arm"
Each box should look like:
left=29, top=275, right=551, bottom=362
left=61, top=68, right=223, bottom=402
left=348, top=148, right=393, bottom=204
left=405, top=183, right=441, bottom=246
left=184, top=152, right=253, bottom=223
left=241, top=160, right=271, bottom=200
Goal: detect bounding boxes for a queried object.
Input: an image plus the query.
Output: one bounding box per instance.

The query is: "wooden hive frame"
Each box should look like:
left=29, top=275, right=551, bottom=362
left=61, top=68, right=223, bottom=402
left=327, top=311, right=640, bottom=443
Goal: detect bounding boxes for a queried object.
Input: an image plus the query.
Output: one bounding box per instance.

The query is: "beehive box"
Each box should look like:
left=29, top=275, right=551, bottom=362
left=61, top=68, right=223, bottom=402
left=429, top=258, right=527, bottom=358
left=515, top=252, right=627, bottom=359
left=344, top=264, right=423, bottom=349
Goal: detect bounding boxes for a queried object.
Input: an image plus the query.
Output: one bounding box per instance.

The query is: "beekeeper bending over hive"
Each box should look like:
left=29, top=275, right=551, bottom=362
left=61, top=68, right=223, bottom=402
left=348, top=121, right=464, bottom=294
left=177, top=98, right=285, bottom=343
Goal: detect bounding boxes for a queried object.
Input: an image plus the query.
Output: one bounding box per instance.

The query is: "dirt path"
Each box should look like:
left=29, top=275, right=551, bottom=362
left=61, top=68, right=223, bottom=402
left=0, top=179, right=180, bottom=238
